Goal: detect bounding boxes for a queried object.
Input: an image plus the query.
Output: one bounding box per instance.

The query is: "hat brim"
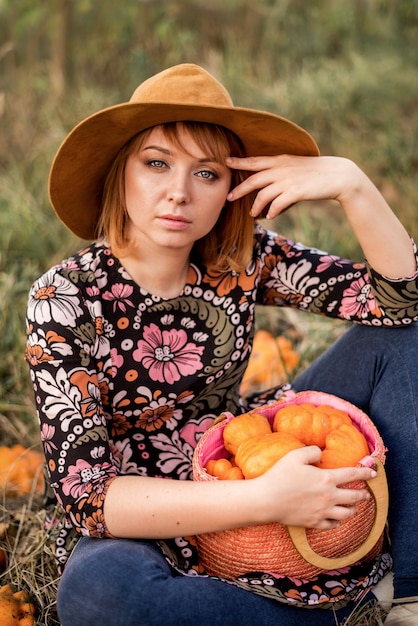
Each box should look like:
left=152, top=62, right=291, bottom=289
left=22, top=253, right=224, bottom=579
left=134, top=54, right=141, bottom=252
left=49, top=102, right=320, bottom=240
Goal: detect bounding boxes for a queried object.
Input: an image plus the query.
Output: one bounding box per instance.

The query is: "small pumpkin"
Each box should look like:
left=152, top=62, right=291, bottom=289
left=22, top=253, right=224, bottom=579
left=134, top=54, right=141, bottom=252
left=0, top=585, right=36, bottom=626
left=235, top=432, right=305, bottom=479
left=0, top=445, right=44, bottom=496
left=318, top=423, right=370, bottom=469
left=273, top=402, right=352, bottom=449
left=205, top=458, right=244, bottom=480
left=223, top=412, right=272, bottom=456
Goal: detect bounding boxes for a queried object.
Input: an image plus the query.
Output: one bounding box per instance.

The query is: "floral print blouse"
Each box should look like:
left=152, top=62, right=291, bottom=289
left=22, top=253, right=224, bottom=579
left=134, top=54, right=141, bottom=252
left=25, top=224, right=418, bottom=608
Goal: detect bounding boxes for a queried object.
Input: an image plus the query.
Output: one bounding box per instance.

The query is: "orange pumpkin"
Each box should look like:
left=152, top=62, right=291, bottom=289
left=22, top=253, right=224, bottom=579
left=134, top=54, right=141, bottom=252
left=273, top=403, right=352, bottom=449
left=0, top=585, right=36, bottom=626
left=241, top=331, right=300, bottom=396
left=223, top=412, right=272, bottom=456
left=235, top=432, right=305, bottom=479
left=318, top=423, right=370, bottom=469
left=0, top=445, right=44, bottom=496
left=205, top=458, right=244, bottom=480
left=213, top=402, right=369, bottom=479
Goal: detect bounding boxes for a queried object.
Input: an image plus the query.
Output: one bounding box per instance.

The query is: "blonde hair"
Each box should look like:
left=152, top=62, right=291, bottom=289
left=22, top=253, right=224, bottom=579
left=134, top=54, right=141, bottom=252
left=98, top=122, right=255, bottom=272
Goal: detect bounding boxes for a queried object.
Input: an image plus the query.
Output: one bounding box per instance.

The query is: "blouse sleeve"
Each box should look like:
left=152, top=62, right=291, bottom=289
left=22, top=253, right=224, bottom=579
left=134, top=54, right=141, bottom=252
left=25, top=265, right=117, bottom=539
left=255, top=226, right=418, bottom=325
left=366, top=238, right=418, bottom=322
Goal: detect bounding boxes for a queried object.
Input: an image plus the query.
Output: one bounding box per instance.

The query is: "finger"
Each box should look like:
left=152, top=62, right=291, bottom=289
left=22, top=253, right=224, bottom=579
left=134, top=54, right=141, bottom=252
left=228, top=177, right=301, bottom=218
left=250, top=188, right=286, bottom=218
left=322, top=503, right=362, bottom=527
left=296, top=445, right=322, bottom=465
left=334, top=486, right=371, bottom=507
left=278, top=445, right=323, bottom=468
left=229, top=180, right=296, bottom=219
left=311, top=518, right=342, bottom=531
left=334, top=504, right=359, bottom=521
left=332, top=466, right=377, bottom=485
left=227, top=171, right=275, bottom=202
left=261, top=195, right=297, bottom=219
left=314, top=502, right=360, bottom=529
left=226, top=155, right=276, bottom=172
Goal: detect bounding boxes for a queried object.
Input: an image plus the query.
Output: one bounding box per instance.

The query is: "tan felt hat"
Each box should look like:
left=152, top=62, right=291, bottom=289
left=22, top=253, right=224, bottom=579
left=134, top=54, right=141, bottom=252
left=49, top=63, right=319, bottom=239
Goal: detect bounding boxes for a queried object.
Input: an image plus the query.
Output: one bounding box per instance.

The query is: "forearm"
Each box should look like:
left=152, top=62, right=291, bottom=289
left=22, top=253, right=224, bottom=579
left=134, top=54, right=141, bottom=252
left=336, top=160, right=416, bottom=278
left=103, top=451, right=377, bottom=538
left=227, top=154, right=417, bottom=279
left=103, top=474, right=259, bottom=538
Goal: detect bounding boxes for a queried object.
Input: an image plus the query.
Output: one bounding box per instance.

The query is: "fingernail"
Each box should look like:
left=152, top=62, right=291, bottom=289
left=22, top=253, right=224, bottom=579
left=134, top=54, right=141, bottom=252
left=227, top=192, right=233, bottom=201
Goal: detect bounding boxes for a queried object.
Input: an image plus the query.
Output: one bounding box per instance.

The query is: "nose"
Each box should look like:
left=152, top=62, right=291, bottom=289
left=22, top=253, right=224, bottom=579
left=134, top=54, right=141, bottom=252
left=167, top=170, right=191, bottom=205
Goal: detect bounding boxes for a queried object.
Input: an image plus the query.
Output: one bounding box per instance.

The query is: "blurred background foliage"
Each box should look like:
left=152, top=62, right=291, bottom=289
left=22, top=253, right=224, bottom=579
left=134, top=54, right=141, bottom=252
left=0, top=0, right=417, bottom=437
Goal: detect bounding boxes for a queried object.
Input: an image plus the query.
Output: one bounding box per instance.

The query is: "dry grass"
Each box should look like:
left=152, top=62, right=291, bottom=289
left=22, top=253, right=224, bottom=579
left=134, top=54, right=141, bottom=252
left=1, top=496, right=60, bottom=625
left=0, top=411, right=60, bottom=625
left=343, top=602, right=388, bottom=626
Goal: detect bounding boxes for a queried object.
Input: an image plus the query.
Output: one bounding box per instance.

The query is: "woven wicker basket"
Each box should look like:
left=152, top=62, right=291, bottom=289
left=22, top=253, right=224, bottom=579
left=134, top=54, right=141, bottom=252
left=192, top=390, right=388, bottom=579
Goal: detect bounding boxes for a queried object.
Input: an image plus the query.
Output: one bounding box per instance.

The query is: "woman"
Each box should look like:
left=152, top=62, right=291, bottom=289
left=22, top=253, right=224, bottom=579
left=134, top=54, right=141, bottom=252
left=26, top=64, right=418, bottom=625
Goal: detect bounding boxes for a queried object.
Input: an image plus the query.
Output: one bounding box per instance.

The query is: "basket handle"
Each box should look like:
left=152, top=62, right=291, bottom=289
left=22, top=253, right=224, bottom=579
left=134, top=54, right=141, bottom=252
left=287, top=458, right=388, bottom=570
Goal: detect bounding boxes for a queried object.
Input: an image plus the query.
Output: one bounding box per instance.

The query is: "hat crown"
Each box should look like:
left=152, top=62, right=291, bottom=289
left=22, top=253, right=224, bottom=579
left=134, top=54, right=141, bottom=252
left=129, top=63, right=234, bottom=108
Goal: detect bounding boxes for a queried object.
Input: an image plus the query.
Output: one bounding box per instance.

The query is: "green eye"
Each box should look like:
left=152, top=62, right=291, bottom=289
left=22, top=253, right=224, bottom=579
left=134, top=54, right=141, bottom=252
left=198, top=170, right=218, bottom=180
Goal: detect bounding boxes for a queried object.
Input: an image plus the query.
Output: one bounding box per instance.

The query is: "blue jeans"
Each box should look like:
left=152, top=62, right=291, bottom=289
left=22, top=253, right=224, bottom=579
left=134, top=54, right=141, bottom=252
left=57, top=537, right=370, bottom=626
left=57, top=324, right=418, bottom=625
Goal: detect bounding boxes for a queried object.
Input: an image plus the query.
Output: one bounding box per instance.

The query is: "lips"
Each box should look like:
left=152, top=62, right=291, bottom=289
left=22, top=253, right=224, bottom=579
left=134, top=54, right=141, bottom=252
left=158, top=213, right=191, bottom=230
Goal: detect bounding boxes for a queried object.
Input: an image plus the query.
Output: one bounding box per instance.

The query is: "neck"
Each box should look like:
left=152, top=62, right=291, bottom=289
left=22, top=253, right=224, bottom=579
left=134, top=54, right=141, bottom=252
left=119, top=250, right=191, bottom=299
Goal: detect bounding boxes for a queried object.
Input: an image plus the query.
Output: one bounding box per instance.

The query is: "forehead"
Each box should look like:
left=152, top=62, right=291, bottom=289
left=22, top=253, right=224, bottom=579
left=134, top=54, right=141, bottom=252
left=143, top=125, right=194, bottom=148
left=142, top=123, right=231, bottom=163
left=142, top=126, right=210, bottom=157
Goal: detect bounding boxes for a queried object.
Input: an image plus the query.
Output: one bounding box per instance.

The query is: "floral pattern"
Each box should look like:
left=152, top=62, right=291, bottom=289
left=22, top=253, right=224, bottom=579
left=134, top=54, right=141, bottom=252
left=26, top=224, right=418, bottom=607
left=133, top=323, right=204, bottom=383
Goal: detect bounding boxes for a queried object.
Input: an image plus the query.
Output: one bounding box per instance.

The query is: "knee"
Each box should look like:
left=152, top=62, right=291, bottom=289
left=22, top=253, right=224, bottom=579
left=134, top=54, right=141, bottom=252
left=57, top=538, right=170, bottom=626
left=350, top=323, right=418, bottom=364
left=355, top=322, right=418, bottom=341
left=57, top=539, right=121, bottom=625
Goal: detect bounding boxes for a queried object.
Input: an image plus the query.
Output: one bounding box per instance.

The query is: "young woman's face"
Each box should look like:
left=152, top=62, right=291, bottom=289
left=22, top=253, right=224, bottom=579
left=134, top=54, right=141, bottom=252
left=124, top=126, right=232, bottom=256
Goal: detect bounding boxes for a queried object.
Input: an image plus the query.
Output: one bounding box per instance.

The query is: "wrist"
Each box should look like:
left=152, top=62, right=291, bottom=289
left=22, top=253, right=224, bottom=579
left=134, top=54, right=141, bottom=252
left=244, top=475, right=284, bottom=526
left=334, top=158, right=368, bottom=205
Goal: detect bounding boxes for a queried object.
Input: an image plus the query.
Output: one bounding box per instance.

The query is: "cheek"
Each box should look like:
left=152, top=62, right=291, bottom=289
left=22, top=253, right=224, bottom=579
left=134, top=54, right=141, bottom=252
left=124, top=158, right=154, bottom=205
left=124, top=171, right=138, bottom=213
left=124, top=177, right=154, bottom=217
left=204, top=200, right=226, bottom=233
left=209, top=186, right=227, bottom=211
left=214, top=178, right=231, bottom=211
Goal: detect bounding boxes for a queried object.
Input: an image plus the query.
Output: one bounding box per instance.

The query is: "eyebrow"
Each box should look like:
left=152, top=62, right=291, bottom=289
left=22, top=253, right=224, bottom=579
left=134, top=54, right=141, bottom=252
left=142, top=145, right=220, bottom=164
